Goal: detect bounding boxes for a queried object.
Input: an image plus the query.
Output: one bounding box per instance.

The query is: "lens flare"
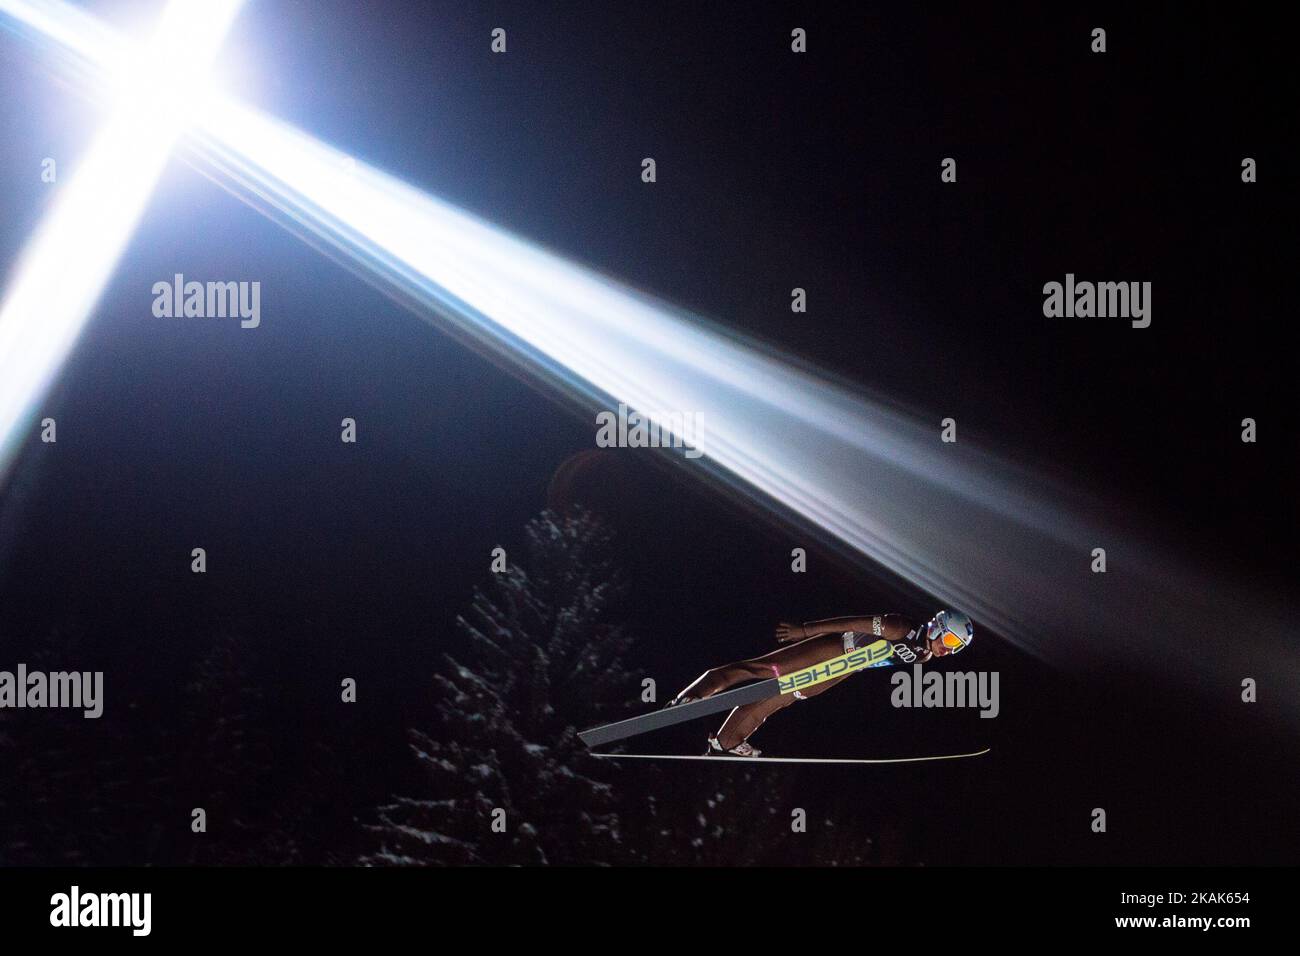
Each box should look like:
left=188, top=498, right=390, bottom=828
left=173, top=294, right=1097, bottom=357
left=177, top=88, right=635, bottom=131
left=0, top=0, right=242, bottom=483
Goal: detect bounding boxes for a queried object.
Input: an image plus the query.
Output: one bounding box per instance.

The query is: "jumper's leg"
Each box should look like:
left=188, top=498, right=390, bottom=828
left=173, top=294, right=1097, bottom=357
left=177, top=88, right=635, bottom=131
left=673, top=658, right=770, bottom=702
left=712, top=673, right=851, bottom=750
left=674, top=632, right=849, bottom=702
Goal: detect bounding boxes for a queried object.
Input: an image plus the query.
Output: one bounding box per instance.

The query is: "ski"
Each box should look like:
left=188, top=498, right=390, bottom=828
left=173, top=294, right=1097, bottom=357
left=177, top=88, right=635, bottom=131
left=589, top=748, right=990, bottom=764
left=578, top=679, right=777, bottom=748
left=578, top=639, right=895, bottom=748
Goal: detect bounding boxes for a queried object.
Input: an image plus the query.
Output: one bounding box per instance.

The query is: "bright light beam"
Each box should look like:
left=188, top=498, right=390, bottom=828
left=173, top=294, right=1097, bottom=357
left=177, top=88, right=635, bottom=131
left=0, top=0, right=243, bottom=482
left=1, top=1, right=1294, bottom=715
left=190, top=102, right=1292, bottom=704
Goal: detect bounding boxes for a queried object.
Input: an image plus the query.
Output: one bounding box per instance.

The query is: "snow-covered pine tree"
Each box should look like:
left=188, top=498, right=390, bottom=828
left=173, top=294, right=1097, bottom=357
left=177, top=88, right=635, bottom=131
left=363, top=508, right=638, bottom=865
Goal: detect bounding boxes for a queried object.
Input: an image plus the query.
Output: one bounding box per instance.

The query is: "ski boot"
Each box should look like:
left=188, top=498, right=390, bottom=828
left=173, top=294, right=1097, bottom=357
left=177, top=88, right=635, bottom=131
left=704, top=736, right=762, bottom=758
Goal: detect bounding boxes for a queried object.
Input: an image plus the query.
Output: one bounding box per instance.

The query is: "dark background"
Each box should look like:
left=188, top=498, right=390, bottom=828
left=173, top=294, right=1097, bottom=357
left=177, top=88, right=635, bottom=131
left=0, top=1, right=1294, bottom=865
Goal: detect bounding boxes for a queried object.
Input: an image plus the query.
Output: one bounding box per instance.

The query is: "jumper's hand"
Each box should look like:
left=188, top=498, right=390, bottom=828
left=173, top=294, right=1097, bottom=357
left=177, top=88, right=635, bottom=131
left=775, top=622, right=807, bottom=644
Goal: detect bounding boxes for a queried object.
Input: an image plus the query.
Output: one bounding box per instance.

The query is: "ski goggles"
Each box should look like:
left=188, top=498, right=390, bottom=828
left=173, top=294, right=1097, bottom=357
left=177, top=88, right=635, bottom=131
left=926, top=613, right=971, bottom=651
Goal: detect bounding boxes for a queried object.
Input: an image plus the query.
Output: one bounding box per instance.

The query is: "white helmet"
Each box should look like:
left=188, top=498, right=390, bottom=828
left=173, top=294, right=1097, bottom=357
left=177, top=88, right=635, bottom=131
left=925, top=610, right=974, bottom=654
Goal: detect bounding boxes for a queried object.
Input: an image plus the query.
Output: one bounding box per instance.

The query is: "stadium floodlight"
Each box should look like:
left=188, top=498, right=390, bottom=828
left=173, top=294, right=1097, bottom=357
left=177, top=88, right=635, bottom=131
left=0, top=0, right=1292, bottom=710
left=0, top=0, right=243, bottom=483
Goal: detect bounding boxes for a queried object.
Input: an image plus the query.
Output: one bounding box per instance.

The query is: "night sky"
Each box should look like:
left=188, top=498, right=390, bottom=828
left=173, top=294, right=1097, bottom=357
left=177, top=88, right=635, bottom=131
left=0, top=1, right=1293, bottom=866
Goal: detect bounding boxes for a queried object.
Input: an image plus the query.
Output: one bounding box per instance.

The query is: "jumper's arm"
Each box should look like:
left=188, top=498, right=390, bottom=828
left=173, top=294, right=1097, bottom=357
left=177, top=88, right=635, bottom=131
left=775, top=614, right=894, bottom=644
left=804, top=616, right=879, bottom=637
